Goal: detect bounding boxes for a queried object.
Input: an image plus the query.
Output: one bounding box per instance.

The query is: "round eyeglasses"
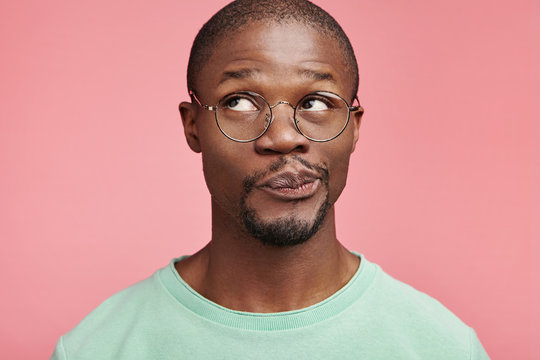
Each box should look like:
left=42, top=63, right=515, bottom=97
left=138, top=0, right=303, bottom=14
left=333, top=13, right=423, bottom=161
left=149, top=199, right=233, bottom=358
left=189, top=90, right=363, bottom=142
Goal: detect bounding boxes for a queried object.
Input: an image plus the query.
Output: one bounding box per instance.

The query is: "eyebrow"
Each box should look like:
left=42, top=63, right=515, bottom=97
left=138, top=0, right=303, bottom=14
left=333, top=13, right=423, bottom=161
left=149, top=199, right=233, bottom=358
left=298, top=69, right=336, bottom=82
left=218, top=68, right=260, bottom=84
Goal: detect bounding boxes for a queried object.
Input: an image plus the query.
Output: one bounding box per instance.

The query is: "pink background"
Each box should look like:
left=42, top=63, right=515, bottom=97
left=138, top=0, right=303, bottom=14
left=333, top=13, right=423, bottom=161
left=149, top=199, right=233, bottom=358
left=1, top=0, right=538, bottom=358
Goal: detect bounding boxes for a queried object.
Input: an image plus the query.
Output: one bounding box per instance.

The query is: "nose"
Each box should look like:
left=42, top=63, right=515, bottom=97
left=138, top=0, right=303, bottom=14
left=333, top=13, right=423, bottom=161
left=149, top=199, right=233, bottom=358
left=254, top=102, right=310, bottom=155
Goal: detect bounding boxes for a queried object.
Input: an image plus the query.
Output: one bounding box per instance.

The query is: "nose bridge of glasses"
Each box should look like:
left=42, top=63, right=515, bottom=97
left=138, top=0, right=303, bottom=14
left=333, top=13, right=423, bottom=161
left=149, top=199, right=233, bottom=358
left=269, top=101, right=294, bottom=110
left=268, top=101, right=296, bottom=124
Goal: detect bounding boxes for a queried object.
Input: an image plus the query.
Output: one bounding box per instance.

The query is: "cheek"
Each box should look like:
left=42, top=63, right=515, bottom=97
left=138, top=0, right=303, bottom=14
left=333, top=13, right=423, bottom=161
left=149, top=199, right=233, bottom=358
left=198, top=118, right=234, bottom=196
left=326, top=131, right=355, bottom=204
left=199, top=137, right=254, bottom=214
left=201, top=152, right=225, bottom=196
left=327, top=152, right=351, bottom=205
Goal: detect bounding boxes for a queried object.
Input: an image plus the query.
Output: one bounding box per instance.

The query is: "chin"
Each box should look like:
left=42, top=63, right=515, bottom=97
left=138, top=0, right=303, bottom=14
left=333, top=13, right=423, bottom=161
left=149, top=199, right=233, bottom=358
left=241, top=194, right=330, bottom=247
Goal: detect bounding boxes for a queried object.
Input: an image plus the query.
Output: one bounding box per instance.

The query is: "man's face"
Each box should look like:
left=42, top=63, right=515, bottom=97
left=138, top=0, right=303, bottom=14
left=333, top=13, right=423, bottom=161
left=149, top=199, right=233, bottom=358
left=181, top=21, right=362, bottom=246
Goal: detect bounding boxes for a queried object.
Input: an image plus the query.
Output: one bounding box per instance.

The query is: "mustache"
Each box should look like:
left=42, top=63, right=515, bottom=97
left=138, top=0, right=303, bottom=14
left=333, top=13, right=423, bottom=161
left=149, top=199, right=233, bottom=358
left=242, top=155, right=329, bottom=195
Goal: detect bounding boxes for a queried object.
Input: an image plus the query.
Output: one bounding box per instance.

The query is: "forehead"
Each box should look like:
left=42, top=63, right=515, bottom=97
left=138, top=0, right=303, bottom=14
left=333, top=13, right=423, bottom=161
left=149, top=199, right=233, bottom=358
left=195, top=21, right=353, bottom=99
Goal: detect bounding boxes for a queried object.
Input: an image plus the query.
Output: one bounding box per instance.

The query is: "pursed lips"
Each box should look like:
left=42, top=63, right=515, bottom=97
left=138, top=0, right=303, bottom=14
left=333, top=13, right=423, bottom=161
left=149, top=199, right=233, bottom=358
left=260, top=171, right=318, bottom=189
left=257, top=170, right=321, bottom=200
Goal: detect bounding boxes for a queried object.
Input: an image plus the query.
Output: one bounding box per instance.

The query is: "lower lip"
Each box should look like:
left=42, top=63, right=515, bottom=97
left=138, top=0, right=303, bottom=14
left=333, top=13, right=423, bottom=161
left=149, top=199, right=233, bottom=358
left=259, top=179, right=321, bottom=200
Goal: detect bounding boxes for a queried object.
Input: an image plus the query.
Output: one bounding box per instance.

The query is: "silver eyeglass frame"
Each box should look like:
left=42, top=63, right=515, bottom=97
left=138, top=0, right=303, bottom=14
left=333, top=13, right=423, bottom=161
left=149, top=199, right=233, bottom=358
left=189, top=90, right=363, bottom=143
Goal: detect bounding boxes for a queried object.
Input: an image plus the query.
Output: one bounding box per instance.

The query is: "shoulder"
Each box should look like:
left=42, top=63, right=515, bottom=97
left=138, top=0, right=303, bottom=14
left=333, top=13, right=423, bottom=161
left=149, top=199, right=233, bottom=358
left=57, top=265, right=175, bottom=357
left=77, top=270, right=163, bottom=324
left=370, top=262, right=466, bottom=326
left=360, top=259, right=476, bottom=353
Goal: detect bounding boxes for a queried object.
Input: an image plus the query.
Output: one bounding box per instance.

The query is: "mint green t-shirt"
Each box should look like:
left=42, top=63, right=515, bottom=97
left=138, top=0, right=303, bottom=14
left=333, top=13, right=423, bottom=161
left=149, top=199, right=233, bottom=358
left=51, top=253, right=489, bottom=359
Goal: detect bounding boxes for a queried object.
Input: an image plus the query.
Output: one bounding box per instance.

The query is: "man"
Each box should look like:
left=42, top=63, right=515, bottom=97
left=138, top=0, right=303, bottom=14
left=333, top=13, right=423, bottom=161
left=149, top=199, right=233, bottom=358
left=51, top=0, right=489, bottom=359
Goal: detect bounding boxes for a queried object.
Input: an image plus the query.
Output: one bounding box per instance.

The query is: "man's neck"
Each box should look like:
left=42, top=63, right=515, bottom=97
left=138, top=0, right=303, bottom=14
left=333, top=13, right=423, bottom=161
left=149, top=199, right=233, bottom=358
left=175, top=206, right=359, bottom=313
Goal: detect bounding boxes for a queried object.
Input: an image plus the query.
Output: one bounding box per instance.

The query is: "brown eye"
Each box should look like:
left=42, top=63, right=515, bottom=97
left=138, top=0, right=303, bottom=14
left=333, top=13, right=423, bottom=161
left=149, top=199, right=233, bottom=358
left=224, top=96, right=258, bottom=111
left=300, top=97, right=331, bottom=111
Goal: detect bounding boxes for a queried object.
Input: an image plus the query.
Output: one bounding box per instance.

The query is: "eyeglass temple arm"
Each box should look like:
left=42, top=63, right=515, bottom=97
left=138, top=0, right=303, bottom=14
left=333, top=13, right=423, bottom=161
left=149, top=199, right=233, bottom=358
left=349, top=96, right=364, bottom=113
left=188, top=90, right=217, bottom=111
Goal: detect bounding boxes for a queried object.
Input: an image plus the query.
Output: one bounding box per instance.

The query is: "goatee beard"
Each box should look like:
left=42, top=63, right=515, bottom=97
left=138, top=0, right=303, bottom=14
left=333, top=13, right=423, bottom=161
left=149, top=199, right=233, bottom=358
left=240, top=155, right=330, bottom=247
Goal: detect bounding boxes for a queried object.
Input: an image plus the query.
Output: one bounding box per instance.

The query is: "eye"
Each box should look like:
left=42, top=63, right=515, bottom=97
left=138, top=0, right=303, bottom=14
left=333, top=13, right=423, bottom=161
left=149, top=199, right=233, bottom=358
left=300, top=97, right=331, bottom=111
left=224, top=96, right=259, bottom=111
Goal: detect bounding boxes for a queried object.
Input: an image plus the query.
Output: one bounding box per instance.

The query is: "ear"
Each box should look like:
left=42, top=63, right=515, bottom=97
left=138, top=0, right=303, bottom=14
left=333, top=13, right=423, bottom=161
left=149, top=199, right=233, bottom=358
left=350, top=106, right=364, bottom=153
left=179, top=101, right=202, bottom=153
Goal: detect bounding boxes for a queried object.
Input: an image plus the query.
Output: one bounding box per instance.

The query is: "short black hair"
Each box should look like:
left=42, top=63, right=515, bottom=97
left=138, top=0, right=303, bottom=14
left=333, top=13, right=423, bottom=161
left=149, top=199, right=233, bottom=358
left=187, top=0, right=359, bottom=100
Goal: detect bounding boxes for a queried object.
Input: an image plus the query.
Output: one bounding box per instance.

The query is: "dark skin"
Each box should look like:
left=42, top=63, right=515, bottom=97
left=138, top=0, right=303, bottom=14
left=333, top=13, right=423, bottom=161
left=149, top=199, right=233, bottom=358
left=178, top=21, right=363, bottom=313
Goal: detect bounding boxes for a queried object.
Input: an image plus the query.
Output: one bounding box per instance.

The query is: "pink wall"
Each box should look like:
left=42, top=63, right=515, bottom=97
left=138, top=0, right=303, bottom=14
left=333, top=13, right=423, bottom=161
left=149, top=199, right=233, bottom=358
left=1, top=0, right=537, bottom=358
